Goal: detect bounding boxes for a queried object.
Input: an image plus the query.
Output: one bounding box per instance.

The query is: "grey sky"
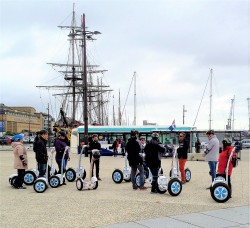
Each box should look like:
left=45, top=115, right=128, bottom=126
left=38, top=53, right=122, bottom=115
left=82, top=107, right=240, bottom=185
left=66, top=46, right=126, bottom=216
left=0, top=0, right=249, bottom=130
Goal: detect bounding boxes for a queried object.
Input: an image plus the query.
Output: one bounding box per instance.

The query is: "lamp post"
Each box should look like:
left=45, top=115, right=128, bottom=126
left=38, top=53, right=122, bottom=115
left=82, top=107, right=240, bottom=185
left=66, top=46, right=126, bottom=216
left=78, top=14, right=101, bottom=146
left=28, top=112, right=31, bottom=144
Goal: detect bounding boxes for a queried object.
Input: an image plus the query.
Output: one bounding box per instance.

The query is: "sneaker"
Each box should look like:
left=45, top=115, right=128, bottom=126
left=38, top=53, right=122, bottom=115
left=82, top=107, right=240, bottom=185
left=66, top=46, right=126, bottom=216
left=17, top=186, right=26, bottom=189
left=181, top=181, right=186, bottom=184
left=133, top=186, right=138, bottom=190
left=150, top=190, right=158, bottom=194
left=62, top=182, right=67, bottom=185
left=206, top=186, right=211, bottom=190
left=140, top=186, right=147, bottom=190
left=97, top=177, right=102, bottom=181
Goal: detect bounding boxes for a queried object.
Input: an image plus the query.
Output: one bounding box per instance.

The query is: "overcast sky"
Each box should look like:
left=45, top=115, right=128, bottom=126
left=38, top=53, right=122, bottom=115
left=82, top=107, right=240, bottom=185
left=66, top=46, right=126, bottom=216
left=0, top=0, right=249, bottom=130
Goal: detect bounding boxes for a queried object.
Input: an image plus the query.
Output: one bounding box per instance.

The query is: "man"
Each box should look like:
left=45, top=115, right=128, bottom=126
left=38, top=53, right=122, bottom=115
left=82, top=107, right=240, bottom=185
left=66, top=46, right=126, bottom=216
left=144, top=133, right=165, bottom=193
left=35, top=130, right=48, bottom=177
left=125, top=130, right=147, bottom=190
left=177, top=132, right=189, bottom=184
left=88, top=134, right=102, bottom=180
left=33, top=131, right=41, bottom=153
left=203, top=130, right=219, bottom=189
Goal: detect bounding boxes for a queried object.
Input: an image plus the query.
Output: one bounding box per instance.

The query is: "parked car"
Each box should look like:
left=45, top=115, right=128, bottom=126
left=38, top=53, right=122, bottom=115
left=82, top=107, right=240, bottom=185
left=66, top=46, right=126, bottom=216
left=241, top=139, right=250, bottom=148
left=0, top=136, right=10, bottom=145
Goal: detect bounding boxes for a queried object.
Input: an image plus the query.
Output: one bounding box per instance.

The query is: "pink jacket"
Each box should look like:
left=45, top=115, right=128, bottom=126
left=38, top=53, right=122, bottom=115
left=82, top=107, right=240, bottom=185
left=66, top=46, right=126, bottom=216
left=12, top=142, right=28, bottom=169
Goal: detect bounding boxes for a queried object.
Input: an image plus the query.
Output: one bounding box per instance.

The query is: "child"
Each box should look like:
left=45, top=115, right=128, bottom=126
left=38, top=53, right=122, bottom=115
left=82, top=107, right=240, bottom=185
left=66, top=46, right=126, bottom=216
left=216, top=138, right=235, bottom=194
left=12, top=134, right=28, bottom=189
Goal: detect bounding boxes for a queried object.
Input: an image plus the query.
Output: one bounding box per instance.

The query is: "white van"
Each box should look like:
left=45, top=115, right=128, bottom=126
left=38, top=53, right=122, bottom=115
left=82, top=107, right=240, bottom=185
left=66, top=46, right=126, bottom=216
left=241, top=139, right=250, bottom=148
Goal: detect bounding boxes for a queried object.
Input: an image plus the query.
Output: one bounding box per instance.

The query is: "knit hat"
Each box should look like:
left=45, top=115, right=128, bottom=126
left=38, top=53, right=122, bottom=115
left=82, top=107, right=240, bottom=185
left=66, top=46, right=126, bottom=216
left=12, top=134, right=23, bottom=142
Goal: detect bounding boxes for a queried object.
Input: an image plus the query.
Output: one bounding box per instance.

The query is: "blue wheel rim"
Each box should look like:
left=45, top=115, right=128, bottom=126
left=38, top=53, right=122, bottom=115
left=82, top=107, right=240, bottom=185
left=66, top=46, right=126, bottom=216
left=186, top=171, right=191, bottom=181
left=66, top=171, right=74, bottom=180
left=50, top=177, right=59, bottom=187
left=214, top=186, right=228, bottom=200
left=35, top=182, right=46, bottom=192
left=171, top=181, right=181, bottom=194
left=113, top=172, right=122, bottom=182
left=24, top=173, right=34, bottom=184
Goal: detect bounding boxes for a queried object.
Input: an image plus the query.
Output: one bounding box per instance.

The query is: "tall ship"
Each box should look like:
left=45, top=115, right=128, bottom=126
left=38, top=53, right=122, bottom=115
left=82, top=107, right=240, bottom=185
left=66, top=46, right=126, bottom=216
left=37, top=5, right=112, bottom=137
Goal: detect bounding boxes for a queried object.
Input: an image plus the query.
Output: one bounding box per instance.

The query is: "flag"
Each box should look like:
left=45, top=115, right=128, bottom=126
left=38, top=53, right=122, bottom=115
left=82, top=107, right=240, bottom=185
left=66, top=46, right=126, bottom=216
left=168, top=120, right=176, bottom=131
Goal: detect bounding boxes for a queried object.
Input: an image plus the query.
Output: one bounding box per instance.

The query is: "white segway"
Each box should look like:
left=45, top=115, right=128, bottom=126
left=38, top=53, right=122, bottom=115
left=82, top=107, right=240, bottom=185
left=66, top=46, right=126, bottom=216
left=112, top=152, right=131, bottom=183
left=23, top=148, right=57, bottom=185
left=48, top=146, right=69, bottom=188
left=33, top=156, right=51, bottom=193
left=156, top=146, right=182, bottom=196
left=169, top=146, right=191, bottom=182
left=210, top=147, right=236, bottom=203
left=65, top=146, right=87, bottom=182
left=76, top=149, right=99, bottom=191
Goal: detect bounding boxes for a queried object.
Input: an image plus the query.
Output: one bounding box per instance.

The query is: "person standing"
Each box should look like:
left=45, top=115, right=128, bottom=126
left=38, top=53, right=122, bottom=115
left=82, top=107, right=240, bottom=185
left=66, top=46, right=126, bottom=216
left=54, top=131, right=69, bottom=175
left=144, top=133, right=165, bottom=193
left=177, top=132, right=189, bottom=184
left=120, top=138, right=126, bottom=157
left=195, top=138, right=201, bottom=153
left=112, top=139, right=119, bottom=157
left=33, top=131, right=41, bottom=153
left=203, top=130, right=220, bottom=189
left=35, top=130, right=48, bottom=177
left=125, top=130, right=147, bottom=190
left=88, top=134, right=102, bottom=180
left=12, top=134, right=28, bottom=189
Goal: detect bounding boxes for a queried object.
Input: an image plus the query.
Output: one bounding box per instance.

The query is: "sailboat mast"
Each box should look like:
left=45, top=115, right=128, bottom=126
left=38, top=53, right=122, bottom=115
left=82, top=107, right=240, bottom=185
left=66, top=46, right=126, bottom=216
left=133, top=71, right=136, bottom=126
left=82, top=14, right=88, bottom=143
left=209, top=68, right=213, bottom=130
left=71, top=4, right=76, bottom=124
left=118, top=89, right=121, bottom=125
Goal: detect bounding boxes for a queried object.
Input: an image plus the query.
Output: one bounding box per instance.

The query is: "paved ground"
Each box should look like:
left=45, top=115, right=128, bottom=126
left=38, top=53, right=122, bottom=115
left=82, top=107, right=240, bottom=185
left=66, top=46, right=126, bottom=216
left=0, top=146, right=249, bottom=228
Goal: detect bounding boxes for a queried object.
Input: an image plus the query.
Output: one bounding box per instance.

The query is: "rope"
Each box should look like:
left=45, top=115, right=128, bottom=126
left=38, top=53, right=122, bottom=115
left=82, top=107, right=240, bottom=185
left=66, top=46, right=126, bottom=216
left=121, top=74, right=134, bottom=118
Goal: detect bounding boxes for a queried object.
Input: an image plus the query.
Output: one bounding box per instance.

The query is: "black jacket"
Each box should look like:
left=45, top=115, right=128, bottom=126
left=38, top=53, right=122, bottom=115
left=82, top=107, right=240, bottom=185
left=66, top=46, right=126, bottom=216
left=125, top=137, right=142, bottom=166
left=177, top=139, right=189, bottom=159
left=145, top=139, right=165, bottom=168
left=35, top=137, right=48, bottom=163
left=89, top=141, right=101, bottom=151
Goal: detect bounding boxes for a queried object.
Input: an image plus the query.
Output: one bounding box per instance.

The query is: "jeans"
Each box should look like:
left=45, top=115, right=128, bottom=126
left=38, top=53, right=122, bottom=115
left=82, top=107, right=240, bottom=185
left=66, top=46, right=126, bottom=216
left=15, top=169, right=25, bottom=187
left=56, top=158, right=68, bottom=174
left=38, top=163, right=47, bottom=177
left=208, top=161, right=217, bottom=183
left=179, top=159, right=187, bottom=182
left=131, top=164, right=144, bottom=188
left=149, top=167, right=159, bottom=191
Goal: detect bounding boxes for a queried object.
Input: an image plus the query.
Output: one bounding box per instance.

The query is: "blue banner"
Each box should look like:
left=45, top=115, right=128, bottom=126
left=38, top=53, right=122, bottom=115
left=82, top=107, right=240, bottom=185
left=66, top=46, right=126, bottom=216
left=0, top=121, right=5, bottom=132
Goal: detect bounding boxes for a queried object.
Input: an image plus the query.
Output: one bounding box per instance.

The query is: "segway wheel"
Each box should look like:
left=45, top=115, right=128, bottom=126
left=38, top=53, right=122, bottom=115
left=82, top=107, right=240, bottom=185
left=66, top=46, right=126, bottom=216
left=82, top=170, right=86, bottom=180
left=156, top=184, right=167, bottom=194
left=112, top=169, right=123, bottom=184
left=65, top=168, right=76, bottom=182
left=23, top=171, right=36, bottom=185
left=168, top=178, right=182, bottom=196
left=185, top=168, right=191, bottom=182
left=135, top=173, right=146, bottom=188
left=33, top=179, right=47, bottom=193
left=49, top=176, right=60, bottom=188
left=10, top=176, right=17, bottom=188
left=76, top=178, right=83, bottom=191
left=211, top=182, right=231, bottom=203
left=92, top=181, right=98, bottom=190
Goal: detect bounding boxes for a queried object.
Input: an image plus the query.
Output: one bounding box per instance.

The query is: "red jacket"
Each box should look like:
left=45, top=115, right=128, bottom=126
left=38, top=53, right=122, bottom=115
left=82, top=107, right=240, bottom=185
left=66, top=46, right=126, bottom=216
left=217, top=146, right=233, bottom=176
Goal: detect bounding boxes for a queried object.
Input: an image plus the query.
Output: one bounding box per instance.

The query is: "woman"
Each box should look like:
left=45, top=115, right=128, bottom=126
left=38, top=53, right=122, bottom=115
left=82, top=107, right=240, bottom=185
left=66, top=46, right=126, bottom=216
left=12, top=134, right=28, bottom=189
